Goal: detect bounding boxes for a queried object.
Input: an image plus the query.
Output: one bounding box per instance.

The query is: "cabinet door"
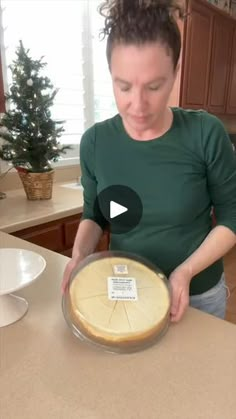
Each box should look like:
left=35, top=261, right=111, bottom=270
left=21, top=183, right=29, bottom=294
left=95, top=230, right=110, bottom=252
left=64, top=215, right=110, bottom=256
left=180, top=0, right=213, bottom=109
left=207, top=16, right=233, bottom=114
left=13, top=223, right=64, bottom=252
left=64, top=217, right=81, bottom=249
left=226, top=27, right=236, bottom=115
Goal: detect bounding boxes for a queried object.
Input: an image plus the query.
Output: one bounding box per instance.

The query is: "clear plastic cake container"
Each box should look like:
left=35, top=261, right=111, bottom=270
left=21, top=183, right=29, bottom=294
left=62, top=251, right=170, bottom=354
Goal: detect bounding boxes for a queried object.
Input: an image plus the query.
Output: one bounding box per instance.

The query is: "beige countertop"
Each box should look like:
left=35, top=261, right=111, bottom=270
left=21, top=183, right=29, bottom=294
left=0, top=183, right=83, bottom=233
left=1, top=231, right=236, bottom=419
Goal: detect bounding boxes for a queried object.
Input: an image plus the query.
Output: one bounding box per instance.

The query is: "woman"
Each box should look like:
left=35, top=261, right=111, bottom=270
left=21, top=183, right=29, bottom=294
left=62, top=0, right=236, bottom=323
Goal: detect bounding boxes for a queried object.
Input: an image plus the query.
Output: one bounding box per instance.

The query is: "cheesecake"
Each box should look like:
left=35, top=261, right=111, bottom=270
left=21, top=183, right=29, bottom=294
left=67, top=254, right=170, bottom=350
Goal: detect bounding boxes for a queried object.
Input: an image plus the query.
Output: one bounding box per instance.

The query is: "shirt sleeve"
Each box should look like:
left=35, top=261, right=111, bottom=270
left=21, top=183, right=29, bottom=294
left=202, top=112, right=236, bottom=233
left=79, top=125, right=108, bottom=230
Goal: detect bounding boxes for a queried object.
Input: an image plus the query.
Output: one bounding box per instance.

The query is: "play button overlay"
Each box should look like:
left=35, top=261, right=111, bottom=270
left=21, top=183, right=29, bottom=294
left=95, top=185, right=143, bottom=234
left=110, top=201, right=128, bottom=219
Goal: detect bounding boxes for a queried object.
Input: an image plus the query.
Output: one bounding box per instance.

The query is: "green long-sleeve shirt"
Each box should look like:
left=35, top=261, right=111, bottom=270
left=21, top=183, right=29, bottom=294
left=80, top=108, right=236, bottom=295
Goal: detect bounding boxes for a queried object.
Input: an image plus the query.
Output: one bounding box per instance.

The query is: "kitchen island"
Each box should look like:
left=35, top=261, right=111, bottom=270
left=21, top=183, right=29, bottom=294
left=0, top=231, right=236, bottom=419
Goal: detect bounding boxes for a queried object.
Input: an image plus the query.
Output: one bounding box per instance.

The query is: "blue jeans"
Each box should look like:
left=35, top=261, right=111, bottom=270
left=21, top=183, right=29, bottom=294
left=189, top=274, right=229, bottom=319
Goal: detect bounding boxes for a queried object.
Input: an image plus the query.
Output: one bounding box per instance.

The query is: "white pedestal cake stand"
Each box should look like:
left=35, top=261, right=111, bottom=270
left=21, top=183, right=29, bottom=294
left=0, top=248, right=46, bottom=327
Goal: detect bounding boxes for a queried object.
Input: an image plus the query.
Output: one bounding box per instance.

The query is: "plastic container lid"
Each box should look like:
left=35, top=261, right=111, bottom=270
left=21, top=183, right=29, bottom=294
left=62, top=251, right=170, bottom=354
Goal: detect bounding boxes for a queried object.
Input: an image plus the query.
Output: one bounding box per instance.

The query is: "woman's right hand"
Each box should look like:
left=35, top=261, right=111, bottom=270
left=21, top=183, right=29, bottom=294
left=61, top=257, right=83, bottom=294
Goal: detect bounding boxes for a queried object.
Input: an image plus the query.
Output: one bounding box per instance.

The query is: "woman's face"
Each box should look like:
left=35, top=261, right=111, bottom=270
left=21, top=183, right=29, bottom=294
left=110, top=42, right=179, bottom=134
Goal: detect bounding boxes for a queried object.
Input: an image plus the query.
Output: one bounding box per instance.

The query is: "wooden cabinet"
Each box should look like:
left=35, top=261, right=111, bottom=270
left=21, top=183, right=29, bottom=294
left=18, top=223, right=65, bottom=253
left=64, top=217, right=80, bottom=249
left=12, top=214, right=110, bottom=257
left=207, top=16, right=233, bottom=114
left=180, top=0, right=213, bottom=109
left=226, top=27, right=236, bottom=114
left=180, top=0, right=236, bottom=117
left=95, top=229, right=110, bottom=252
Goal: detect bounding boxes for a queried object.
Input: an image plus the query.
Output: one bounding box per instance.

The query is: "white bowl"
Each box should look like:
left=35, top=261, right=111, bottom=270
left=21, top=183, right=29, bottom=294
left=0, top=248, right=46, bottom=295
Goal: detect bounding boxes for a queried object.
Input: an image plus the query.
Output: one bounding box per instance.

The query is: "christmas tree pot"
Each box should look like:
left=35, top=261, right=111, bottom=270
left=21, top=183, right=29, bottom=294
left=17, top=167, right=54, bottom=200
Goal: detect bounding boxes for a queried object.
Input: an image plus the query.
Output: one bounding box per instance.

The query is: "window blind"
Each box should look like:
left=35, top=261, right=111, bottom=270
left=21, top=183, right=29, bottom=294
left=0, top=0, right=117, bottom=163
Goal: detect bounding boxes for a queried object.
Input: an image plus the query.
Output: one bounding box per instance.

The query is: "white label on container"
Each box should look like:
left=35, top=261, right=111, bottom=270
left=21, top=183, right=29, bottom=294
left=107, top=277, right=138, bottom=301
left=113, top=264, right=128, bottom=275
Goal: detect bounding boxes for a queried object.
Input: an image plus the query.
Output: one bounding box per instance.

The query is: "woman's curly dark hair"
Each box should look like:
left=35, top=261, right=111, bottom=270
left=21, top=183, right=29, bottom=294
left=98, top=0, right=185, bottom=69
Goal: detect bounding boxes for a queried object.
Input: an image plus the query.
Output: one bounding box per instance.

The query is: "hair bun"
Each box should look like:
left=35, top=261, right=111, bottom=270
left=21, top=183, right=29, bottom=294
left=138, top=0, right=176, bottom=9
left=98, top=0, right=185, bottom=69
left=99, top=0, right=184, bottom=21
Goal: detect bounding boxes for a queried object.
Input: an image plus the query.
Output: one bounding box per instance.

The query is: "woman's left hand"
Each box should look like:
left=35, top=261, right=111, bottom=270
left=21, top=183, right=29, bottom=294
left=168, top=264, right=192, bottom=323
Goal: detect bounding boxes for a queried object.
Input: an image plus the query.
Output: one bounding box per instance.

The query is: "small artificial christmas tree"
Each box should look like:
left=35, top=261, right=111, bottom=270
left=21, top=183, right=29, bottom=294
left=0, top=41, right=70, bottom=173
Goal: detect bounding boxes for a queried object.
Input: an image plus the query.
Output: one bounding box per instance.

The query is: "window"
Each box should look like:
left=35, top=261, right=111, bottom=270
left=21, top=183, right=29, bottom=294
left=0, top=0, right=117, bottom=166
